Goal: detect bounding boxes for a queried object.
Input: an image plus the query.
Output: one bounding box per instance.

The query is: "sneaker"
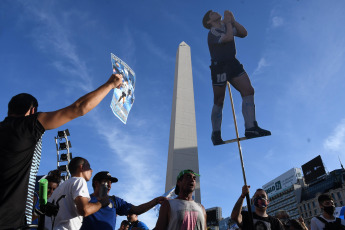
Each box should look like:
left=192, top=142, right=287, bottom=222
left=211, top=131, right=224, bottom=145
left=245, top=121, right=271, bottom=138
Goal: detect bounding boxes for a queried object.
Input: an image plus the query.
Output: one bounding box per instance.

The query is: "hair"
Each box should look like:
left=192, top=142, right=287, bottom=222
left=46, top=169, right=61, bottom=184
left=275, top=210, right=289, bottom=218
left=68, top=157, right=87, bottom=175
left=8, top=93, right=38, bottom=116
left=202, top=10, right=213, bottom=29
left=318, top=193, right=333, bottom=204
left=120, top=220, right=129, bottom=227
left=288, top=219, right=304, bottom=230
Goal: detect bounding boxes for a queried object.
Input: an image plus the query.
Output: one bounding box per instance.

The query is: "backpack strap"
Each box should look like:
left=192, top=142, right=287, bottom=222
left=316, top=216, right=328, bottom=224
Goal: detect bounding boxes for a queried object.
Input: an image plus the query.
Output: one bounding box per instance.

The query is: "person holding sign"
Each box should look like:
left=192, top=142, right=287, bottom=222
left=202, top=10, right=271, bottom=145
left=0, top=73, right=122, bottom=229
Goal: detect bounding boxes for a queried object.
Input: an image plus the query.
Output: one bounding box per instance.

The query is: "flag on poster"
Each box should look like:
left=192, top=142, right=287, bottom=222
left=110, top=53, right=135, bottom=124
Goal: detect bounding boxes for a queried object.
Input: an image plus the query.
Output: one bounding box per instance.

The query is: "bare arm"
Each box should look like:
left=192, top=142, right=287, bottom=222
left=230, top=185, right=250, bottom=226
left=130, top=196, right=167, bottom=215
left=154, top=200, right=170, bottom=230
left=233, top=21, right=248, bottom=38
left=220, top=11, right=234, bottom=43
left=74, top=196, right=102, bottom=217
left=38, top=74, right=122, bottom=130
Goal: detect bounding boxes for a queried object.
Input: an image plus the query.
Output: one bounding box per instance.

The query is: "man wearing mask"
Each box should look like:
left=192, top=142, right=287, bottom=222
left=310, top=193, right=345, bottom=230
left=231, top=185, right=284, bottom=230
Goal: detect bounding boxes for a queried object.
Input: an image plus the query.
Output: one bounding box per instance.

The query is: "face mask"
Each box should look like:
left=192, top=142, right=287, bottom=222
left=323, top=205, right=335, bottom=216
left=254, top=196, right=268, bottom=208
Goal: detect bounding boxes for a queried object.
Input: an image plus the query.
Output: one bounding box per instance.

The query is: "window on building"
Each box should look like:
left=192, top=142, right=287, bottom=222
left=309, top=211, right=312, bottom=216
left=307, top=203, right=311, bottom=210
left=314, top=209, right=317, bottom=215
left=341, top=201, right=343, bottom=206
left=312, top=201, right=316, bottom=208
left=332, top=193, right=336, bottom=200
left=304, top=204, right=307, bottom=210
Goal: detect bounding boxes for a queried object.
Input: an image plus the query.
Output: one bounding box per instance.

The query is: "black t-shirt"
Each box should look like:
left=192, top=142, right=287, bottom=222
left=208, top=24, right=237, bottom=63
left=0, top=114, right=45, bottom=229
left=241, top=211, right=284, bottom=230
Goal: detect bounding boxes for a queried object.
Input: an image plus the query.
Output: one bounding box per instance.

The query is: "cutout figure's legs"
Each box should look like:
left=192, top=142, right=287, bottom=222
left=230, top=73, right=271, bottom=138
left=211, top=85, right=226, bottom=145
left=229, top=73, right=255, bottom=129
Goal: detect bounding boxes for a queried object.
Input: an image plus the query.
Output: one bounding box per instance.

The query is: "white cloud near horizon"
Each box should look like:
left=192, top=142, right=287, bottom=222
left=324, top=118, right=345, bottom=153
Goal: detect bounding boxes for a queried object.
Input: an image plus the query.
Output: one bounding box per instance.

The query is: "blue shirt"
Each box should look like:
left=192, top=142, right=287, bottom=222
left=80, top=195, right=132, bottom=230
left=129, top=221, right=149, bottom=230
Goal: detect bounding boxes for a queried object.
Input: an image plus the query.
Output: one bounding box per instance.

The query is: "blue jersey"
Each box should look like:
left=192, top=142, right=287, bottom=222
left=81, top=195, right=132, bottom=230
left=208, top=23, right=237, bottom=62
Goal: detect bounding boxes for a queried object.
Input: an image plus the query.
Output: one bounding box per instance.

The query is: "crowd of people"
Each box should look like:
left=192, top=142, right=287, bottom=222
left=1, top=9, right=345, bottom=230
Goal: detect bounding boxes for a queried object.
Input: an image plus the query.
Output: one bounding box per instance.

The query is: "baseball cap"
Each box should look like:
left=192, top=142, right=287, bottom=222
left=92, top=171, right=118, bottom=184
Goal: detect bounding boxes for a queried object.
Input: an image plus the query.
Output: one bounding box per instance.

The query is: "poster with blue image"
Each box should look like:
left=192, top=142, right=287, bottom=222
left=110, top=53, right=135, bottom=124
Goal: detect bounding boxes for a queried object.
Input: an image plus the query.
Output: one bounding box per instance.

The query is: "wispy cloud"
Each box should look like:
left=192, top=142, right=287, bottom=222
left=271, top=16, right=284, bottom=28
left=324, top=118, right=345, bottom=152
left=253, top=57, right=270, bottom=76
left=24, top=3, right=93, bottom=92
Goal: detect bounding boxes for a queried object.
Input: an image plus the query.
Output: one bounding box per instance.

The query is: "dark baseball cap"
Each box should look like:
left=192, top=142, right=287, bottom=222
left=92, top=171, right=118, bottom=183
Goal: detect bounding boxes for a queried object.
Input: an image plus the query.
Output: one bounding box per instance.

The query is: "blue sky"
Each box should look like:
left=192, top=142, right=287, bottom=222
left=1, top=0, right=345, bottom=228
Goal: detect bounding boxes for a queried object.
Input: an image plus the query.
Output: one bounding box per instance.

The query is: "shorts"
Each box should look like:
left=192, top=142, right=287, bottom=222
left=210, top=58, right=246, bottom=86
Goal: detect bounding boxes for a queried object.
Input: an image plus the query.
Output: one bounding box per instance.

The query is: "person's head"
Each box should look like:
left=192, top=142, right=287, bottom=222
left=174, top=169, right=200, bottom=196
left=45, top=169, right=61, bottom=198
left=318, top=193, right=335, bottom=216
left=202, top=10, right=221, bottom=29
left=8, top=93, right=38, bottom=116
left=275, top=210, right=290, bottom=228
left=119, top=220, right=130, bottom=230
left=92, top=171, right=118, bottom=195
left=68, top=157, right=92, bottom=181
left=252, top=189, right=269, bottom=211
left=127, top=213, right=138, bottom=223
left=288, top=219, right=304, bottom=230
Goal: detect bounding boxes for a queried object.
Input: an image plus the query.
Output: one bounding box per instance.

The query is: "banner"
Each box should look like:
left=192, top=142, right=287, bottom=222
left=110, top=53, right=136, bottom=124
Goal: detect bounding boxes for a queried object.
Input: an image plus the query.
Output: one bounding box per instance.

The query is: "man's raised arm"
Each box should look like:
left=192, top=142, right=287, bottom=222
left=130, top=196, right=167, bottom=215
left=231, top=185, right=250, bottom=226
left=230, top=12, right=248, bottom=38
left=38, top=74, right=122, bottom=130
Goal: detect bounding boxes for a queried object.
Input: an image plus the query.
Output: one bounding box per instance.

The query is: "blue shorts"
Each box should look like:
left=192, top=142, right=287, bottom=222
left=210, top=58, right=246, bottom=86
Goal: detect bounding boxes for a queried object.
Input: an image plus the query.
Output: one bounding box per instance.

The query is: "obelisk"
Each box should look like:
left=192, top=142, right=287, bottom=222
left=165, top=41, right=201, bottom=203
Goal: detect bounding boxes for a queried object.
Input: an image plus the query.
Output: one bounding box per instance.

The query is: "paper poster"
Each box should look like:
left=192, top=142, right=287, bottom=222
left=110, top=53, right=135, bottom=124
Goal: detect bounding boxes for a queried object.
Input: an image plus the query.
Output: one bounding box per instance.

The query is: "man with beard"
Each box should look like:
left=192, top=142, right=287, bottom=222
left=231, top=185, right=284, bottom=230
left=310, top=193, right=345, bottom=230
left=154, top=169, right=207, bottom=230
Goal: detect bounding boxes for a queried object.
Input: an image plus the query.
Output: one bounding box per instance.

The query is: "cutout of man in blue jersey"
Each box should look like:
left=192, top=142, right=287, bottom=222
left=203, top=10, right=271, bottom=145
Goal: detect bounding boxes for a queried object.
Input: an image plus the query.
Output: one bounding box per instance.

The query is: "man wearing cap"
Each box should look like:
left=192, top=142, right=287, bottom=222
left=45, top=157, right=109, bottom=230
left=155, top=169, right=207, bottom=230
left=81, top=171, right=166, bottom=230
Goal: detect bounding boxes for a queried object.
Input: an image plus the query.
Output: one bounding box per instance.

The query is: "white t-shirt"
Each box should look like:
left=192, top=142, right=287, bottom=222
left=44, top=177, right=90, bottom=230
left=310, top=214, right=345, bottom=230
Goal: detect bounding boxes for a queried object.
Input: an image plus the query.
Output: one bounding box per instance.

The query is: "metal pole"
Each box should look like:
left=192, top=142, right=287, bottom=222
left=227, top=82, right=254, bottom=230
